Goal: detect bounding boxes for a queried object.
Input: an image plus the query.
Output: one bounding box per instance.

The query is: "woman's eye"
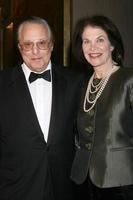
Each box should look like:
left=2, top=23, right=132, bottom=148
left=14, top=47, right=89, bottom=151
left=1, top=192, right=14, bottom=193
left=83, top=40, right=90, bottom=44
left=97, top=38, right=104, bottom=43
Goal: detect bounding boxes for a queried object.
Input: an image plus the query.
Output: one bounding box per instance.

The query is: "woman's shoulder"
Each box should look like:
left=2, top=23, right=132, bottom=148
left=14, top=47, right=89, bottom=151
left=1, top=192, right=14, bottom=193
left=120, top=66, right=133, bottom=72
left=118, top=66, right=133, bottom=77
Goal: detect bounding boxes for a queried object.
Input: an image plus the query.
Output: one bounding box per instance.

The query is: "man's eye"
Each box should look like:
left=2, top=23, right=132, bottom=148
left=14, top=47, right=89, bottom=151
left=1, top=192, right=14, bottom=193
left=38, top=41, right=47, bottom=46
left=24, top=42, right=32, bottom=47
left=40, top=41, right=46, bottom=45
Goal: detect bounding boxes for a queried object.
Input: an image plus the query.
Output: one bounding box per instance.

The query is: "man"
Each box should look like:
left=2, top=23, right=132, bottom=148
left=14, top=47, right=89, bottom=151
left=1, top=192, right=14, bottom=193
left=0, top=16, right=82, bottom=200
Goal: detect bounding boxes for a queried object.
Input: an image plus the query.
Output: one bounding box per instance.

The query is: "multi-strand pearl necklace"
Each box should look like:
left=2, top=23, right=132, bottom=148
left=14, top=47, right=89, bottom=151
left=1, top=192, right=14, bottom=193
left=83, top=66, right=119, bottom=112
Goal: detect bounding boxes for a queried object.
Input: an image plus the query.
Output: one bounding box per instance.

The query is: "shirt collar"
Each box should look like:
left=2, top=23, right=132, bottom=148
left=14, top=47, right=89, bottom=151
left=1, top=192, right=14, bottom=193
left=21, top=61, right=52, bottom=82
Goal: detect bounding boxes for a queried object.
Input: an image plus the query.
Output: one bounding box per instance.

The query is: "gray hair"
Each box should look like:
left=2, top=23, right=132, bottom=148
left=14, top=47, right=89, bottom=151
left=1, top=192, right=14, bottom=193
left=17, top=16, right=54, bottom=43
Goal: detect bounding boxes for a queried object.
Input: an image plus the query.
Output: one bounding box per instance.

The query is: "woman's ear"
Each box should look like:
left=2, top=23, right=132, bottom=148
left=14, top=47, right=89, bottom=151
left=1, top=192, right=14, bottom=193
left=110, top=46, right=114, bottom=51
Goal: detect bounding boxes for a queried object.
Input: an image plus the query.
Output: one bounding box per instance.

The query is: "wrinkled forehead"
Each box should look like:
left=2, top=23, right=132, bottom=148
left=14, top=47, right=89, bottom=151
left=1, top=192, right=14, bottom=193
left=18, top=22, right=50, bottom=42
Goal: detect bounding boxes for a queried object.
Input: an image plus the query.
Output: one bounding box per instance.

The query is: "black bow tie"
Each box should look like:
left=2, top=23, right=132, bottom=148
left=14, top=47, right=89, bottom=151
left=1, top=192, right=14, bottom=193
left=29, top=70, right=51, bottom=83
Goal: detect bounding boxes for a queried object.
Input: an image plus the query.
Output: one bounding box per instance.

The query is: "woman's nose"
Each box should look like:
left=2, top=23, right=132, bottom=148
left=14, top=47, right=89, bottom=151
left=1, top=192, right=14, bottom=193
left=90, top=42, right=98, bottom=51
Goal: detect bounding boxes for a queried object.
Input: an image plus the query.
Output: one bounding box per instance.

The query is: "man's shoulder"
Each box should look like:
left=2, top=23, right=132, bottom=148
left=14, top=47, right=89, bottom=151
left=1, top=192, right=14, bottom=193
left=0, top=64, right=22, bottom=84
left=52, top=63, right=84, bottom=80
left=0, top=67, right=13, bottom=80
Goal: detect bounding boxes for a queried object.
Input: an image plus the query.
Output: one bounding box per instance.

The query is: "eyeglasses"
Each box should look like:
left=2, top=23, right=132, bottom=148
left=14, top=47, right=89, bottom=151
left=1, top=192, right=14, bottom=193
left=19, top=40, right=51, bottom=51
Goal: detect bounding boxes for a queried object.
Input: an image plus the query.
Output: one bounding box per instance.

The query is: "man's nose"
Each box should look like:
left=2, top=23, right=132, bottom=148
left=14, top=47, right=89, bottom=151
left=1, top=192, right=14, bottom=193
left=32, top=44, right=40, bottom=54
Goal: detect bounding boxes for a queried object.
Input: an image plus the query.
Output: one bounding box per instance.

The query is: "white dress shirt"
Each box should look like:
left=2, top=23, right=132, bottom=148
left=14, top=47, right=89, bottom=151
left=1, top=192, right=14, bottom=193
left=22, top=62, right=52, bottom=142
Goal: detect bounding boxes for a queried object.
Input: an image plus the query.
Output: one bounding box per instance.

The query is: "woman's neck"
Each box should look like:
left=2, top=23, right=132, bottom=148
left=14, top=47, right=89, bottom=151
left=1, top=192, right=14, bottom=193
left=94, top=64, right=118, bottom=79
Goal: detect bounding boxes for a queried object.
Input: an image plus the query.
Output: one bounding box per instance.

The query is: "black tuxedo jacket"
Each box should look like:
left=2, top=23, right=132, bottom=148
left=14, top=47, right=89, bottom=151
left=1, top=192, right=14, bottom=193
left=0, top=64, right=82, bottom=200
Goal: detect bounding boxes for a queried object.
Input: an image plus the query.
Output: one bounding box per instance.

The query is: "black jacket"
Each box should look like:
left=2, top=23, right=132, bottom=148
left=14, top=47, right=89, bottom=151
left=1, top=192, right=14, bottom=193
left=0, top=64, right=82, bottom=200
left=71, top=67, right=133, bottom=188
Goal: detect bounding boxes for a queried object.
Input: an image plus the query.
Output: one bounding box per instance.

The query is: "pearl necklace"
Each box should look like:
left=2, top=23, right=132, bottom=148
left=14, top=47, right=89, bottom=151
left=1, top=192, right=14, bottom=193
left=83, top=66, right=119, bottom=112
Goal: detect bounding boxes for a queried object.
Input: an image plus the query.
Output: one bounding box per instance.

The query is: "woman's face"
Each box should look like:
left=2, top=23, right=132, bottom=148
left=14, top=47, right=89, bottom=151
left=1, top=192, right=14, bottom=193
left=82, top=25, right=114, bottom=69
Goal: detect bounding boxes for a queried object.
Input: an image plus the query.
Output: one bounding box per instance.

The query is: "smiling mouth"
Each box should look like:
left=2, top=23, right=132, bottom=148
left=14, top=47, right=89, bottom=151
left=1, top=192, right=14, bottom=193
left=89, top=53, right=102, bottom=58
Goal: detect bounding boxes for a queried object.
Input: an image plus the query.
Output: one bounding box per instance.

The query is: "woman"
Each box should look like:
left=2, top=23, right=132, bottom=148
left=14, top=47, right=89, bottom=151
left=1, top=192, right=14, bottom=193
left=71, top=15, right=133, bottom=200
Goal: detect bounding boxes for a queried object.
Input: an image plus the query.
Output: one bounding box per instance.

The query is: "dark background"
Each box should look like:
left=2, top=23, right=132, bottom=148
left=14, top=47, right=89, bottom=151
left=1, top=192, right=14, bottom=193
left=0, top=0, right=133, bottom=70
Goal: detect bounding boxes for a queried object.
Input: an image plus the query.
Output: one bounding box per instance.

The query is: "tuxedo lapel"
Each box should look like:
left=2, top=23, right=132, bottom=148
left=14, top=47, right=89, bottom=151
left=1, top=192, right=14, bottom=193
left=11, top=66, right=46, bottom=141
left=47, top=64, right=66, bottom=144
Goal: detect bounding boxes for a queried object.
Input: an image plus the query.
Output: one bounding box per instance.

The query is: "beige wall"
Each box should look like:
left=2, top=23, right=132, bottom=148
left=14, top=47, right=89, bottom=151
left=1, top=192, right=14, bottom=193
left=71, top=0, right=133, bottom=67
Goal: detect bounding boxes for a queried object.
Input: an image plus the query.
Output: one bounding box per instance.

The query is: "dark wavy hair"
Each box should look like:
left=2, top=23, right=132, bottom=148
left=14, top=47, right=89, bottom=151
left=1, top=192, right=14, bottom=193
left=72, top=15, right=124, bottom=66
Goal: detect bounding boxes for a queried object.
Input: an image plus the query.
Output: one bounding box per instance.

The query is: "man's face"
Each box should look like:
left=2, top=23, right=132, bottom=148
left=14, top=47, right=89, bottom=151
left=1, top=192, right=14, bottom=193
left=18, top=23, right=53, bottom=72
